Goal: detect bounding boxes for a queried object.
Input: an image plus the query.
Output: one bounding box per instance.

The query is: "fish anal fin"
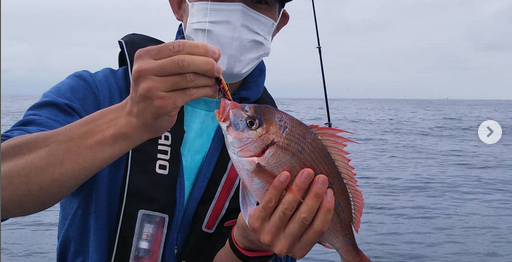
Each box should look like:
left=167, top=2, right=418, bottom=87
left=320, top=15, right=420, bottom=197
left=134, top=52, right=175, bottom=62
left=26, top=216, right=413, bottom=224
left=309, top=125, right=364, bottom=233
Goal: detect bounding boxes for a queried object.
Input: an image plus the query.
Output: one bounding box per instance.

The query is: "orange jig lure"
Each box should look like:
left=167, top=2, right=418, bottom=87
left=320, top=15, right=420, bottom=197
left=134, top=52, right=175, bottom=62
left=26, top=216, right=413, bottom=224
left=216, top=76, right=233, bottom=101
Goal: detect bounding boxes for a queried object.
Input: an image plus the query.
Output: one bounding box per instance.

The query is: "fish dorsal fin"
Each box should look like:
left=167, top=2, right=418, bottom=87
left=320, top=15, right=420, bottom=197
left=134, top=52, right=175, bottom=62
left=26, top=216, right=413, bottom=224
left=309, top=125, right=364, bottom=233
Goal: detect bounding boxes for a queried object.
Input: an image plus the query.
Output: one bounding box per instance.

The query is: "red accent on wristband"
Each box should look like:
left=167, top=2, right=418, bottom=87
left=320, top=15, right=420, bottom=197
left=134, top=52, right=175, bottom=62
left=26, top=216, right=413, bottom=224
left=231, top=225, right=275, bottom=257
left=224, top=219, right=237, bottom=227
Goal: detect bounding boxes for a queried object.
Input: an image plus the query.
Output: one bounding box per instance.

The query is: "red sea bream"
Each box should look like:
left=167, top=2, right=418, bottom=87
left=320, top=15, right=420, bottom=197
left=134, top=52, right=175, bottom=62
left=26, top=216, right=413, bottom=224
left=215, top=99, right=371, bottom=262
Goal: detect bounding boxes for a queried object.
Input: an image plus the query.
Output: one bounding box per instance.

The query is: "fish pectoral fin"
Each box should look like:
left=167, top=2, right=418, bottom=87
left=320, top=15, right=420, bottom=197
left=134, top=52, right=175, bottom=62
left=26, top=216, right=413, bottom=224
left=254, top=162, right=278, bottom=179
left=240, top=181, right=258, bottom=226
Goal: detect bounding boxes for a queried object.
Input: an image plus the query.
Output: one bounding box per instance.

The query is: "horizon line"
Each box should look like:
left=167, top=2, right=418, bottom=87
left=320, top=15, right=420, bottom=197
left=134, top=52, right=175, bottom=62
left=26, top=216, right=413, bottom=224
left=1, top=93, right=511, bottom=102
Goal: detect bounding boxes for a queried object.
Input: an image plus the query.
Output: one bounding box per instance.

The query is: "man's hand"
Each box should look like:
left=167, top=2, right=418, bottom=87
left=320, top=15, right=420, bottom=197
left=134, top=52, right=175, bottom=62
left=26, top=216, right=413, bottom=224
left=1, top=40, right=222, bottom=219
left=123, top=40, right=222, bottom=139
left=234, top=169, right=335, bottom=259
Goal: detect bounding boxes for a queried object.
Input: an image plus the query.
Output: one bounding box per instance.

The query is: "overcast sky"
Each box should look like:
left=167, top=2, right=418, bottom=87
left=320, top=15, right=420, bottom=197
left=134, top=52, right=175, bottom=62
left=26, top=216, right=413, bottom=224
left=2, top=0, right=511, bottom=99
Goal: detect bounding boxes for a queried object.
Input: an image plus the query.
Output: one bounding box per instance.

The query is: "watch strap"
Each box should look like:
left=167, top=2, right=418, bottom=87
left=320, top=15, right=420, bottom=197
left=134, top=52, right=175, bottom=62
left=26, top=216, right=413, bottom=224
left=228, top=225, right=276, bottom=262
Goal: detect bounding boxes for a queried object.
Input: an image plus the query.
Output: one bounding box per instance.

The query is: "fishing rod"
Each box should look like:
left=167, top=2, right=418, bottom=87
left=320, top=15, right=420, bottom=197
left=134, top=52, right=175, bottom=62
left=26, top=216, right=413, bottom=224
left=311, top=0, right=332, bottom=128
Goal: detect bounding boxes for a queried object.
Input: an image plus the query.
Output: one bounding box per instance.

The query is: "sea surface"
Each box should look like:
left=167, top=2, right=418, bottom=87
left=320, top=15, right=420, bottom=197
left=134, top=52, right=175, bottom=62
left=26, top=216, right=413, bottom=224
left=2, top=95, right=511, bottom=262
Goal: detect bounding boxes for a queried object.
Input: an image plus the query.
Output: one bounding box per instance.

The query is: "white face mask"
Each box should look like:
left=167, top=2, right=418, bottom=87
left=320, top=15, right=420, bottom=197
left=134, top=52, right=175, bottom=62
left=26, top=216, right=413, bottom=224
left=185, top=0, right=283, bottom=84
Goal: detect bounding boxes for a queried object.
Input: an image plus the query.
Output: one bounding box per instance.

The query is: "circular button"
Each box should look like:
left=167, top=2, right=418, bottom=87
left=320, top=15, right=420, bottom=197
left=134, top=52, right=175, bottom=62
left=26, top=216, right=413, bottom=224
left=478, top=120, right=502, bottom=145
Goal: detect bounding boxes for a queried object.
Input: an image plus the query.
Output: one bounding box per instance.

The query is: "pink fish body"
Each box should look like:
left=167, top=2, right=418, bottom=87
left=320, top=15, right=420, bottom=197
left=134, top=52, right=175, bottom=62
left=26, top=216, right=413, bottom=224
left=215, top=99, right=371, bottom=262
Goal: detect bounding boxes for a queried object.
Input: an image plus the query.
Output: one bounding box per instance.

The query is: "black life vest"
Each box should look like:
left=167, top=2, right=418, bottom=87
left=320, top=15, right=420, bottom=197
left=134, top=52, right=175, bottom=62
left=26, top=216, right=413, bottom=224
left=111, top=33, right=277, bottom=262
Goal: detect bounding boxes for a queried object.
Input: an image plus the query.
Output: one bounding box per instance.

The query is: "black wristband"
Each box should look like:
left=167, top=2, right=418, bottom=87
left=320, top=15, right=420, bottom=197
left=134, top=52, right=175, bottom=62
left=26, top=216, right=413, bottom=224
left=228, top=226, right=275, bottom=262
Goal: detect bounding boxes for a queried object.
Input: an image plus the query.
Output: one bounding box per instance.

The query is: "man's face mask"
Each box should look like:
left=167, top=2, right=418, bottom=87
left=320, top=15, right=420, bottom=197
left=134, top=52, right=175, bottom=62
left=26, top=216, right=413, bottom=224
left=184, top=0, right=284, bottom=84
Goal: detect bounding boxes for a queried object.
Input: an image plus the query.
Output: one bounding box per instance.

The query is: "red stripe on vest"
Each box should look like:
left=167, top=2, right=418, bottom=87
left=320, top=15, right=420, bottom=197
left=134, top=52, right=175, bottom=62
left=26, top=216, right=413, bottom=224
left=203, top=163, right=239, bottom=232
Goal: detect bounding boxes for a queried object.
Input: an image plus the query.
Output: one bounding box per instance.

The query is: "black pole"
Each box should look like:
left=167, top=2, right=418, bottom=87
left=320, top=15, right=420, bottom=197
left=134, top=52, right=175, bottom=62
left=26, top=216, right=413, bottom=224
left=311, top=0, right=332, bottom=127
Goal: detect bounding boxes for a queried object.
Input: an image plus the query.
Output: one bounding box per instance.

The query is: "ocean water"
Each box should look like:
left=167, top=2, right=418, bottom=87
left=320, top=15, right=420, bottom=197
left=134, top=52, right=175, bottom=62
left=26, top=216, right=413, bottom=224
left=1, top=95, right=511, bottom=262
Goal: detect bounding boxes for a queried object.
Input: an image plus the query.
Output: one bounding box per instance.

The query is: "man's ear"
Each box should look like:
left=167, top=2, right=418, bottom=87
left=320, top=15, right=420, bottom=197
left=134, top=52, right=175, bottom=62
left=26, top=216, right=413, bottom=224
left=272, top=9, right=290, bottom=39
left=169, top=0, right=186, bottom=21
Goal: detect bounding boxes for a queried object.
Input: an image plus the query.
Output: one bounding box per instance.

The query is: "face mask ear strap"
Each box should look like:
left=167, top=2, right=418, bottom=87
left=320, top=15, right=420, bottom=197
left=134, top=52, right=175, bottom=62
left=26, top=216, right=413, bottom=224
left=270, top=7, right=284, bottom=32
left=276, top=8, right=285, bottom=24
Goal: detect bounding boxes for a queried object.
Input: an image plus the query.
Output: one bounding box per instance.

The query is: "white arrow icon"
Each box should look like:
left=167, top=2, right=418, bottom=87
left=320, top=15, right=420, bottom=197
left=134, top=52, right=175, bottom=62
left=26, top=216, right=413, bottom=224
left=479, top=120, right=502, bottom=144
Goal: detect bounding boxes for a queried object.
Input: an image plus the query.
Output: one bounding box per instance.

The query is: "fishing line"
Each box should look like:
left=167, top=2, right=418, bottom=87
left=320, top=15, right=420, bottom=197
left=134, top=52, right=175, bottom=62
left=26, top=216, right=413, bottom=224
left=201, top=0, right=233, bottom=101
left=311, top=0, right=332, bottom=127
left=202, top=0, right=223, bottom=101
left=204, top=0, right=211, bottom=43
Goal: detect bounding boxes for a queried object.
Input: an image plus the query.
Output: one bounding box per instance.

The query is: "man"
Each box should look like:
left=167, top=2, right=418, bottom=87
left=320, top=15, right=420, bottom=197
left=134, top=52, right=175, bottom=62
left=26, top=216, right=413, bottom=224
left=1, top=0, right=335, bottom=261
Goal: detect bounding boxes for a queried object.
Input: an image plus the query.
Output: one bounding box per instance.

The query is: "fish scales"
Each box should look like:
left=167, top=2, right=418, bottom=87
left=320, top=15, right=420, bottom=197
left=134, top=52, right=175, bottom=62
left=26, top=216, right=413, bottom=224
left=215, top=99, right=371, bottom=262
left=262, top=113, right=362, bottom=257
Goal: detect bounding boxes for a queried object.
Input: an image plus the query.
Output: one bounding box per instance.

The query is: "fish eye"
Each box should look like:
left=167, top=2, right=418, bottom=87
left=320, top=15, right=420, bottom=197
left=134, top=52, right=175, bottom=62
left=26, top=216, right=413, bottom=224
left=246, top=117, right=259, bottom=130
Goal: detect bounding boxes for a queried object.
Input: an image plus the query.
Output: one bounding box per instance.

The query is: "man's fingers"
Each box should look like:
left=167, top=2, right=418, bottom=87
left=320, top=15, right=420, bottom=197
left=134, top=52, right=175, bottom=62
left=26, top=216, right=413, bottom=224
left=281, top=175, right=328, bottom=247
left=151, top=73, right=217, bottom=93
left=152, top=55, right=222, bottom=78
left=266, top=169, right=314, bottom=235
left=291, top=188, right=334, bottom=257
left=234, top=171, right=334, bottom=259
left=171, top=85, right=218, bottom=105
left=147, top=86, right=216, bottom=125
left=249, top=172, right=290, bottom=232
left=143, top=40, right=221, bottom=62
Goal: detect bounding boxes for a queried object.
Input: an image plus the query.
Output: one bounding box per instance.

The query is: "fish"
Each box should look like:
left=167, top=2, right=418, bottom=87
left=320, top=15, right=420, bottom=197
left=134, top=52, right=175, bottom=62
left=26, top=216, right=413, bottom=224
left=214, top=99, right=371, bottom=262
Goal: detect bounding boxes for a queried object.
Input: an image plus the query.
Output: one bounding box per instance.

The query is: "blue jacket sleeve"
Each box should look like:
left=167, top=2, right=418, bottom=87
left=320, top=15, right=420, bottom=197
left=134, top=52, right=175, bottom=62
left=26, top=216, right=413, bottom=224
left=1, top=68, right=129, bottom=143
left=1, top=70, right=100, bottom=142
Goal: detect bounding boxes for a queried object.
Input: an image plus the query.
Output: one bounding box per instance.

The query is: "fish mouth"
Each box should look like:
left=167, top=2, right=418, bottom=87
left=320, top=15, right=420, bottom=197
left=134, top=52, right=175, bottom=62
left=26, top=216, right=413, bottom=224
left=215, top=98, right=242, bottom=125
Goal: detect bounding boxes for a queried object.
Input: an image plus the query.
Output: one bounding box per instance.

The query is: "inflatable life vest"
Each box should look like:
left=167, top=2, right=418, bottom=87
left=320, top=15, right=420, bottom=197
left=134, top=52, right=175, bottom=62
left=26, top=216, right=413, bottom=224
left=111, top=33, right=277, bottom=262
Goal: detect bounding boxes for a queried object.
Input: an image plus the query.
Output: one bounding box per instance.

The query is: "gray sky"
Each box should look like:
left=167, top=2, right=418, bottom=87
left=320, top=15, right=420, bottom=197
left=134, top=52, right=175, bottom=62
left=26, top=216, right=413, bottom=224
left=2, top=0, right=511, bottom=99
